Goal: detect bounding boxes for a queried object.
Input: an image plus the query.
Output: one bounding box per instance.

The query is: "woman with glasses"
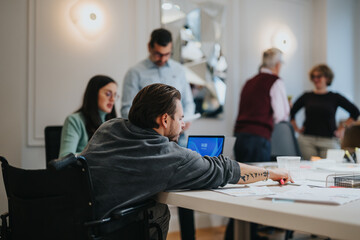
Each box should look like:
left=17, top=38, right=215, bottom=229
left=59, top=75, right=118, bottom=157
left=290, top=64, right=359, bottom=159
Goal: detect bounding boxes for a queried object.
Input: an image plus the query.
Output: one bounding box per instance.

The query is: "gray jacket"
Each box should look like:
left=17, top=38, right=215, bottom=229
left=81, top=118, right=240, bottom=217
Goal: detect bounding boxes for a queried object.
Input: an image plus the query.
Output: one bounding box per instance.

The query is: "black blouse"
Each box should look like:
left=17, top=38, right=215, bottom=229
left=290, top=92, right=360, bottom=137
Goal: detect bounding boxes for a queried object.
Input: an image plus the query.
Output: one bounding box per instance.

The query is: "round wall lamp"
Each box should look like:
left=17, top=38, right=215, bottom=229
left=273, top=31, right=290, bottom=52
left=271, top=27, right=297, bottom=55
left=70, top=0, right=106, bottom=40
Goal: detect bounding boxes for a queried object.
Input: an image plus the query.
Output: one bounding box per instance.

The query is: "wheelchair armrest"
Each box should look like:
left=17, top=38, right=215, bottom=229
left=83, top=200, right=156, bottom=227
left=111, top=200, right=156, bottom=219
left=48, top=153, right=78, bottom=170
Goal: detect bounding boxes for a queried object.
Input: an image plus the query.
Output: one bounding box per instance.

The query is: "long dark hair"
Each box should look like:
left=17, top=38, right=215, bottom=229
left=77, top=75, right=117, bottom=139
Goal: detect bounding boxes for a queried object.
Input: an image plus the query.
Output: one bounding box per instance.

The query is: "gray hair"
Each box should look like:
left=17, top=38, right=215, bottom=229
left=261, top=48, right=283, bottom=69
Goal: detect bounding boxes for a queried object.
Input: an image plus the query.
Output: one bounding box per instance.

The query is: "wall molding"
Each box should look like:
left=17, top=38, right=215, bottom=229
left=26, top=0, right=161, bottom=147
left=27, top=0, right=43, bottom=146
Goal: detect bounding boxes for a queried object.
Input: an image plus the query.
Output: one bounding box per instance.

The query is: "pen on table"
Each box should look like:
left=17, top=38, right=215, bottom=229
left=345, top=150, right=355, bottom=163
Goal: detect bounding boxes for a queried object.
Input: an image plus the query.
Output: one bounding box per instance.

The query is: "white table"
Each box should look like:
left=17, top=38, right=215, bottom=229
left=156, top=182, right=360, bottom=240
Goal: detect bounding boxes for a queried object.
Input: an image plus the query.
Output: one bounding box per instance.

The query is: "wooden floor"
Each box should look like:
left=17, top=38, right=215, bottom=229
left=166, top=226, right=331, bottom=240
left=167, top=226, right=226, bottom=240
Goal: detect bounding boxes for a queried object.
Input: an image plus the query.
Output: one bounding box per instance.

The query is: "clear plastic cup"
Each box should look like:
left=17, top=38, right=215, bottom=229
left=276, top=156, right=301, bottom=180
left=326, top=149, right=345, bottom=163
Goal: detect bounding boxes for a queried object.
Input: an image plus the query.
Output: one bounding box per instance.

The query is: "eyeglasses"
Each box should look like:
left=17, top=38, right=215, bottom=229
left=152, top=51, right=171, bottom=58
left=311, top=74, right=323, bottom=80
left=103, top=90, right=119, bottom=100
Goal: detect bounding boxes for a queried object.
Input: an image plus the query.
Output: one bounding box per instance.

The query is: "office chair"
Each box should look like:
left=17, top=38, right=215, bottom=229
left=271, top=121, right=302, bottom=161
left=270, top=121, right=301, bottom=240
left=0, top=154, right=162, bottom=240
left=341, top=124, right=360, bottom=153
left=44, top=125, right=63, bottom=166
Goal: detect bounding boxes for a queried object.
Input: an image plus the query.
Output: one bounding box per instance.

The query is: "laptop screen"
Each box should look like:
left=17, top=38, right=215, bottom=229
left=186, top=135, right=225, bottom=157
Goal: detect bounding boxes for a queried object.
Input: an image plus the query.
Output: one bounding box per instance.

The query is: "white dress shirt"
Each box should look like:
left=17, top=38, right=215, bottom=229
left=260, top=68, right=290, bottom=123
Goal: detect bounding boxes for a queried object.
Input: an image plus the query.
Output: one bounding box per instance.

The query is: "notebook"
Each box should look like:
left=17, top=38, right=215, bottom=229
left=186, top=135, right=225, bottom=157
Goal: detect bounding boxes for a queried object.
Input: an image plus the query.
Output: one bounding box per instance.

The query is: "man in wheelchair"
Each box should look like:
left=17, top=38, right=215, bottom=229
left=81, top=83, right=292, bottom=239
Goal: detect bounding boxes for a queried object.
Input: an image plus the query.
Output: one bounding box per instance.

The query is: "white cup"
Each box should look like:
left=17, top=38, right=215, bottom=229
left=276, top=156, right=301, bottom=180
left=326, top=149, right=345, bottom=163
left=356, top=148, right=360, bottom=164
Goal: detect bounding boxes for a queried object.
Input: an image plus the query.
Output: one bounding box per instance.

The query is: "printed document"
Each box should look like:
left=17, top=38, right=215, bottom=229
left=267, top=185, right=360, bottom=205
left=213, top=185, right=274, bottom=197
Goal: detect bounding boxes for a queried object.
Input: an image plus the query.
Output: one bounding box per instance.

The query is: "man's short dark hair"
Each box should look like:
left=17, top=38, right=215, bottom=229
left=128, top=84, right=181, bottom=129
left=149, top=28, right=172, bottom=48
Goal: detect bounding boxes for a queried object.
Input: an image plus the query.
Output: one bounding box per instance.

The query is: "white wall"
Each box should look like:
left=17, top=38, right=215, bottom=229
left=0, top=0, right=359, bottom=230
left=0, top=0, right=28, bottom=215
left=327, top=0, right=357, bottom=121
left=311, top=0, right=328, bottom=65
left=354, top=0, right=360, bottom=107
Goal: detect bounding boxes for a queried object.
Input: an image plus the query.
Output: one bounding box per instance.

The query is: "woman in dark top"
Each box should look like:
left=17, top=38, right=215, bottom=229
left=290, top=64, right=359, bottom=159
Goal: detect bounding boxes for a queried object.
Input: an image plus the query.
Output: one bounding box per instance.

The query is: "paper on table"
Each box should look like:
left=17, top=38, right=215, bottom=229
left=267, top=185, right=360, bottom=205
left=290, top=180, right=326, bottom=188
left=213, top=185, right=275, bottom=197
left=183, top=113, right=201, bottom=122
left=305, top=171, right=330, bottom=182
left=316, top=164, right=360, bottom=173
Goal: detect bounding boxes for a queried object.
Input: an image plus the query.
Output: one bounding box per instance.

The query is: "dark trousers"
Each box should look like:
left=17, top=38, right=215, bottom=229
left=177, top=134, right=196, bottom=240
left=178, top=207, right=195, bottom=240
left=225, top=132, right=271, bottom=240
left=234, top=132, right=271, bottom=163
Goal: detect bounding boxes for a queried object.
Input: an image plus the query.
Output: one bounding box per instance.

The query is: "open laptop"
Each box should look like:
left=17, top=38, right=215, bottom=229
left=186, top=135, right=225, bottom=157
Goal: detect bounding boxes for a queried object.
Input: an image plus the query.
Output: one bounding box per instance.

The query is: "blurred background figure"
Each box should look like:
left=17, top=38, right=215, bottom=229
left=233, top=48, right=289, bottom=163
left=290, top=64, right=360, bottom=160
left=227, top=48, right=289, bottom=240
left=59, top=75, right=118, bottom=157
left=121, top=28, right=195, bottom=126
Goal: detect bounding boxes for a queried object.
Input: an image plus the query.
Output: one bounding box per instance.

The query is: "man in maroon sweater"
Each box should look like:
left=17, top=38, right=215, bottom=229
left=226, top=48, right=290, bottom=240
left=234, top=48, right=289, bottom=163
